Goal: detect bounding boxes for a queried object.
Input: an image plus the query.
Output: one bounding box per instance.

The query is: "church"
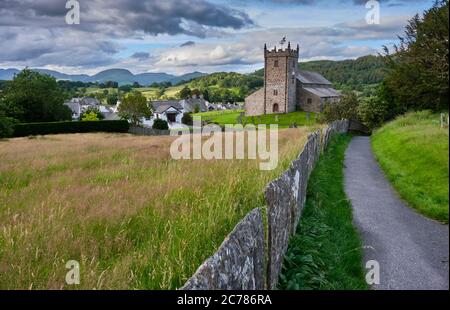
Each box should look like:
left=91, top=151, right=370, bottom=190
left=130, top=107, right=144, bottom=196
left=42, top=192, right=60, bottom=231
left=245, top=42, right=340, bottom=116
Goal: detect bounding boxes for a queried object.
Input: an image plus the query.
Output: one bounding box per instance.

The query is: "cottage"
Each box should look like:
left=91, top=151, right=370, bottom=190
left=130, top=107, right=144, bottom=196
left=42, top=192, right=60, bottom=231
left=245, top=42, right=340, bottom=116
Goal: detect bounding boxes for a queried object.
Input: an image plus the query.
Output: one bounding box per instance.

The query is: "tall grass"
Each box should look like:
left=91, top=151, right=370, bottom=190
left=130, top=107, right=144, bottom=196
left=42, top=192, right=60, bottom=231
left=0, top=129, right=309, bottom=289
left=371, top=111, right=449, bottom=223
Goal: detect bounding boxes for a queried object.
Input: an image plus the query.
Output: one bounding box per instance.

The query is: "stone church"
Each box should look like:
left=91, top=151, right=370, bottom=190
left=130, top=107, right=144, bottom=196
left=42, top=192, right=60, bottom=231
left=245, top=42, right=340, bottom=116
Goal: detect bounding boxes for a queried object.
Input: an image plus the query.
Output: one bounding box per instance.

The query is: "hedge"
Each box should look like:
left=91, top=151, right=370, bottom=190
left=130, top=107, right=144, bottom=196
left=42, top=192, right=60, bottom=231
left=13, top=120, right=130, bottom=137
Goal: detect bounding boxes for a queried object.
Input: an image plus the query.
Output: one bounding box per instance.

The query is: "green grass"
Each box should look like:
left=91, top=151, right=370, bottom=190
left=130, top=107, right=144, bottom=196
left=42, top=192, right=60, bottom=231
left=371, top=111, right=449, bottom=223
left=194, top=110, right=318, bottom=128
left=278, top=134, right=367, bottom=290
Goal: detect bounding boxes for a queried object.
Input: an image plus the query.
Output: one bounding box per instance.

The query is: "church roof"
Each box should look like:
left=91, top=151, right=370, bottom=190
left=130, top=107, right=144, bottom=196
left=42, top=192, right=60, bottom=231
left=297, top=70, right=332, bottom=85
left=303, top=86, right=340, bottom=98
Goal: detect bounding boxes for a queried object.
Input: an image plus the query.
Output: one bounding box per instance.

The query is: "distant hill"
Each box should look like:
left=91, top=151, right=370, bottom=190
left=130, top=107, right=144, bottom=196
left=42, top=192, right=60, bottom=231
left=0, top=68, right=207, bottom=86
left=254, top=55, right=386, bottom=90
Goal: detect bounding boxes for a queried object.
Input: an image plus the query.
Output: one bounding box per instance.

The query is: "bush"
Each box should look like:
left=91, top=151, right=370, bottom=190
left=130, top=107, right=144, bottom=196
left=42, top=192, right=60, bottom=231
left=181, top=113, right=193, bottom=126
left=80, top=106, right=104, bottom=121
left=0, top=115, right=17, bottom=138
left=152, top=119, right=169, bottom=130
left=13, top=120, right=129, bottom=137
left=357, top=96, right=389, bottom=130
left=318, top=91, right=359, bottom=124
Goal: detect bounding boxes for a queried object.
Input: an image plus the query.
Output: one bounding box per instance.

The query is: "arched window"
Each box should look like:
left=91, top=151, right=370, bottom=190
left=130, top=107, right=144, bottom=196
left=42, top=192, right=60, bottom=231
left=273, top=103, right=279, bottom=113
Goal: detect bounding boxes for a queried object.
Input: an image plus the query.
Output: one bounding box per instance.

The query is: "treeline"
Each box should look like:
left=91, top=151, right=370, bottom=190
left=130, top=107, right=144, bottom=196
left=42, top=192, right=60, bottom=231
left=253, top=55, right=386, bottom=91
left=184, top=72, right=263, bottom=103
left=321, top=0, right=449, bottom=130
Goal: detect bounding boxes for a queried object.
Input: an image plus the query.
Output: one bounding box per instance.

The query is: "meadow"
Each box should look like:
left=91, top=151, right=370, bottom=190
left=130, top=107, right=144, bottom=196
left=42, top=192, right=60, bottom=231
left=194, top=110, right=318, bottom=128
left=371, top=111, right=449, bottom=223
left=0, top=128, right=310, bottom=289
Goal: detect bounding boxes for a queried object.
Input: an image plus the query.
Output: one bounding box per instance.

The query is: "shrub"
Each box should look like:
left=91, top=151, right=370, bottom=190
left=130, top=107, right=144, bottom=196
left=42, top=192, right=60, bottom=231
left=318, top=91, right=360, bottom=124
left=357, top=96, right=389, bottom=130
left=0, top=115, right=17, bottom=138
left=152, top=119, right=169, bottom=130
left=13, top=120, right=129, bottom=137
left=181, top=113, right=193, bottom=126
left=80, top=106, right=104, bottom=121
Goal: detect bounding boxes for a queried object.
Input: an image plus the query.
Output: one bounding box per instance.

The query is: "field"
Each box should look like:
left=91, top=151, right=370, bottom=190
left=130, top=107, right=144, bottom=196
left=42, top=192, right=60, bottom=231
left=371, top=111, right=449, bottom=223
left=279, top=134, right=367, bottom=290
left=194, top=110, right=318, bottom=128
left=0, top=129, right=310, bottom=289
left=84, top=86, right=184, bottom=101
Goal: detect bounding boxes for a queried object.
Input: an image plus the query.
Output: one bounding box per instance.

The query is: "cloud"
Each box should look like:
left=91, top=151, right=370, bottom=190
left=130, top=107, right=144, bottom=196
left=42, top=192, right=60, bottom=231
left=130, top=52, right=150, bottom=61
left=180, top=41, right=196, bottom=47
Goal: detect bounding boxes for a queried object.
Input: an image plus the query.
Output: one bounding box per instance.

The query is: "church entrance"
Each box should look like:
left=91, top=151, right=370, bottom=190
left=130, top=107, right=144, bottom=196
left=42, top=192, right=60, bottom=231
left=273, top=103, right=279, bottom=113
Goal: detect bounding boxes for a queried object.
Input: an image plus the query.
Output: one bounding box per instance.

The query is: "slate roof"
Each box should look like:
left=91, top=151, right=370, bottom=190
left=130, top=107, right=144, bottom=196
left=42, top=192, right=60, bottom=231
left=297, top=70, right=332, bottom=85
left=303, top=86, right=340, bottom=98
left=152, top=100, right=183, bottom=114
left=181, top=98, right=208, bottom=113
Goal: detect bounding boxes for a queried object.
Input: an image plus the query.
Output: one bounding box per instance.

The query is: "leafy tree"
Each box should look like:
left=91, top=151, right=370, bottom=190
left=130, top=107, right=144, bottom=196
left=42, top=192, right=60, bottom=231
left=382, top=0, right=449, bottom=112
left=0, top=112, right=17, bottom=138
left=119, top=85, right=133, bottom=92
left=194, top=104, right=201, bottom=113
left=179, top=86, right=192, bottom=99
left=80, top=106, right=104, bottom=121
left=1, top=69, right=72, bottom=122
left=133, top=82, right=141, bottom=88
left=318, top=91, right=360, bottom=124
left=357, top=96, right=390, bottom=129
left=118, top=91, right=151, bottom=125
left=81, top=111, right=100, bottom=121
left=107, top=93, right=119, bottom=106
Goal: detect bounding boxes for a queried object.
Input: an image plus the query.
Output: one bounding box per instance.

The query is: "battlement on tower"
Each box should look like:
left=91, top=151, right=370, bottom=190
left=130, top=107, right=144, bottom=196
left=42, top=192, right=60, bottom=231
left=264, top=42, right=299, bottom=58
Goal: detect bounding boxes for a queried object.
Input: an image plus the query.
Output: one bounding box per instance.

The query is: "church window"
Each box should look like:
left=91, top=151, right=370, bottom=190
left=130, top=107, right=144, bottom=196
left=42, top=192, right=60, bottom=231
left=307, top=98, right=312, bottom=104
left=273, top=90, right=278, bottom=96
left=274, top=60, right=279, bottom=67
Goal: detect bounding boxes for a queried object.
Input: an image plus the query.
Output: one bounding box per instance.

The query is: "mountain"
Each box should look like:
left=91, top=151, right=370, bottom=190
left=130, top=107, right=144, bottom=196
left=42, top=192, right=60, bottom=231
left=0, top=69, right=20, bottom=80
left=0, top=68, right=207, bottom=86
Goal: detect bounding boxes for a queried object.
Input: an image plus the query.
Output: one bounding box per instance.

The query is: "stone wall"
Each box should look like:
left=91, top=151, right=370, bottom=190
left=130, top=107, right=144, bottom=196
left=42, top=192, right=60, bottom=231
left=180, top=120, right=349, bottom=290
left=245, top=88, right=265, bottom=117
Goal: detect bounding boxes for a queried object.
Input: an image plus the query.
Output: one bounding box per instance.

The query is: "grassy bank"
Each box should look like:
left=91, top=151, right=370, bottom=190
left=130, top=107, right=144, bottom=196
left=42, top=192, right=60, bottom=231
left=194, top=110, right=317, bottom=128
left=371, top=111, right=449, bottom=223
left=0, top=129, right=309, bottom=289
left=278, top=134, right=367, bottom=290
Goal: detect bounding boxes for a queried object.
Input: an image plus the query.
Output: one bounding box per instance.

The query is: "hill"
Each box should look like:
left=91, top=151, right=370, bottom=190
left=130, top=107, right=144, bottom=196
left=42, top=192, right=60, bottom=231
left=254, top=55, right=386, bottom=90
left=0, top=68, right=207, bottom=86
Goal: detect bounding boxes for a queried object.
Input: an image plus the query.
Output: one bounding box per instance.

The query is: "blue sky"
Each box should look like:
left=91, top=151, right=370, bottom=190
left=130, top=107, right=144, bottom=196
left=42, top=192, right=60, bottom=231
left=0, top=0, right=435, bottom=75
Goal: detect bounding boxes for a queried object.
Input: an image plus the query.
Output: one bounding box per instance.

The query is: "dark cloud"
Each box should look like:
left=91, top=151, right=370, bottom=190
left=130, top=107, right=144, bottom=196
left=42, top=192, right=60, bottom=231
left=180, top=41, right=196, bottom=47
left=130, top=52, right=150, bottom=60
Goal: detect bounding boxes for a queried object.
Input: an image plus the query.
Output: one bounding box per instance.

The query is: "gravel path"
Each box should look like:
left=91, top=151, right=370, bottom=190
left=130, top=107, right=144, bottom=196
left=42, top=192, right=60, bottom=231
left=344, top=136, right=449, bottom=290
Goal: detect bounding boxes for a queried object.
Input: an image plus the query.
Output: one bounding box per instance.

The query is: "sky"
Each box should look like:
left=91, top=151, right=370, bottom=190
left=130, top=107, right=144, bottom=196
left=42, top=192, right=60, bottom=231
left=0, top=0, right=435, bottom=75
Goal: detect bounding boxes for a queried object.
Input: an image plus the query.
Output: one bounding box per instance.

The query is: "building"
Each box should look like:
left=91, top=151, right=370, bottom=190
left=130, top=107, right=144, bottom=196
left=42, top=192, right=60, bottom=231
left=245, top=42, right=340, bottom=116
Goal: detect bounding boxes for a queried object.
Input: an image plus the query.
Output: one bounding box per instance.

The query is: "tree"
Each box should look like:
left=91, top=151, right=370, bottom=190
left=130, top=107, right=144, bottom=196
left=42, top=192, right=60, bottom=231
left=182, top=113, right=193, bottom=125
left=152, top=118, right=169, bottom=130
left=1, top=69, right=72, bottom=122
left=318, top=91, right=360, bottom=124
left=133, top=82, right=141, bottom=88
left=382, top=0, right=449, bottom=112
left=179, top=86, right=192, bottom=99
left=357, top=96, right=390, bottom=130
left=79, top=106, right=104, bottom=121
left=118, top=91, right=152, bottom=125
left=81, top=111, right=100, bottom=121
left=0, top=112, right=16, bottom=138
left=107, top=93, right=119, bottom=106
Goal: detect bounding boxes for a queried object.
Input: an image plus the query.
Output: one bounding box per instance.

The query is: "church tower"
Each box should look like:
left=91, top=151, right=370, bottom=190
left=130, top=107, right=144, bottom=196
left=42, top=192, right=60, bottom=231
left=263, top=42, right=299, bottom=114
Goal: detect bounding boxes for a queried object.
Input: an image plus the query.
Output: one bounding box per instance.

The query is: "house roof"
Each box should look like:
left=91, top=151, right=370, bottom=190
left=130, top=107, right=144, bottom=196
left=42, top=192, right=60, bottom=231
left=303, top=86, right=340, bottom=98
left=181, top=98, right=208, bottom=113
left=81, top=97, right=100, bottom=106
left=152, top=100, right=183, bottom=114
left=297, top=70, right=332, bottom=85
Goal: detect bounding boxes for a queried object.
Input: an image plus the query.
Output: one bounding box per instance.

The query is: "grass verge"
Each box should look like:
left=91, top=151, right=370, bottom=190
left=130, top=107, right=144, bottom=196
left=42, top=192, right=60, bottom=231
left=371, top=111, right=449, bottom=223
left=278, top=134, right=367, bottom=290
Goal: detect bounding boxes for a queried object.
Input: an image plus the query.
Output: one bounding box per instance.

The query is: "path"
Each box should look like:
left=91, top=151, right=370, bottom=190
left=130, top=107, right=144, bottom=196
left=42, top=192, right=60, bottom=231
left=344, top=136, right=449, bottom=290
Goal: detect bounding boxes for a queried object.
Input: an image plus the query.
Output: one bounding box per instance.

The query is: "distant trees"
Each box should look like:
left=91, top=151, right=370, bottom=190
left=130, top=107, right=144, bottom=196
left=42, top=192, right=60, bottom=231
left=107, top=93, right=118, bottom=106
left=0, top=69, right=72, bottom=123
left=118, top=91, right=151, bottom=126
left=382, top=0, right=449, bottom=112
left=179, top=86, right=192, bottom=99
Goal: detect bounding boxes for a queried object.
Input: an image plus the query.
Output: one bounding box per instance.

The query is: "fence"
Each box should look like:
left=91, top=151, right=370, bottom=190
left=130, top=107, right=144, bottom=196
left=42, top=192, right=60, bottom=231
left=180, top=119, right=350, bottom=290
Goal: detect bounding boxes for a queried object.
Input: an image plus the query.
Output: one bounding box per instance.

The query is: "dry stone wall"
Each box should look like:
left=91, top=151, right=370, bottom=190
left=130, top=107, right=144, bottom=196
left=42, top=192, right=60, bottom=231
left=180, top=120, right=349, bottom=290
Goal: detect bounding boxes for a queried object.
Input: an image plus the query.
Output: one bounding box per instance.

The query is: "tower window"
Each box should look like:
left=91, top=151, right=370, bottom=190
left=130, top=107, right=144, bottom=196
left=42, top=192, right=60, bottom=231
left=273, top=90, right=278, bottom=96
left=274, top=60, right=279, bottom=67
